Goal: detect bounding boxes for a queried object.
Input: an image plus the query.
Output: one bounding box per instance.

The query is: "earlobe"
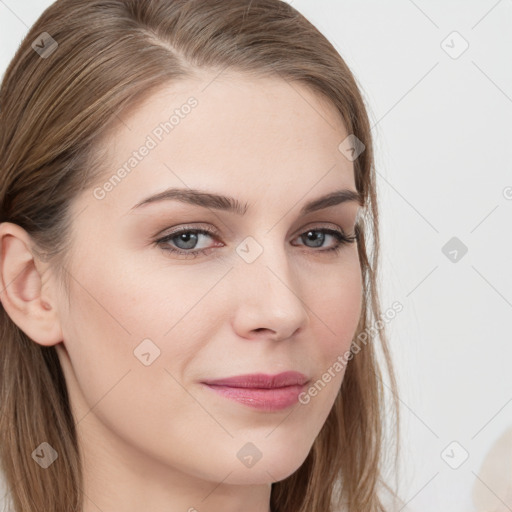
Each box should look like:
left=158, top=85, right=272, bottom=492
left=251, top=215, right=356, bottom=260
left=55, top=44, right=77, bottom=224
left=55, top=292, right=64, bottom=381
left=0, top=222, right=63, bottom=347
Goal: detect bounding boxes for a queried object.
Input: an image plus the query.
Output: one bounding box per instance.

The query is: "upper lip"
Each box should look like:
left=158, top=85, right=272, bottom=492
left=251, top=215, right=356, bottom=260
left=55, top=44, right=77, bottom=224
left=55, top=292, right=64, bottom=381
left=202, top=371, right=309, bottom=389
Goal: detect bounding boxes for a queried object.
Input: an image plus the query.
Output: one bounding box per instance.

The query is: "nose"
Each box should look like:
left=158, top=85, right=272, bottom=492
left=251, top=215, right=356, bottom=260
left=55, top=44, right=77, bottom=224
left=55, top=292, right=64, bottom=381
left=230, top=239, right=310, bottom=342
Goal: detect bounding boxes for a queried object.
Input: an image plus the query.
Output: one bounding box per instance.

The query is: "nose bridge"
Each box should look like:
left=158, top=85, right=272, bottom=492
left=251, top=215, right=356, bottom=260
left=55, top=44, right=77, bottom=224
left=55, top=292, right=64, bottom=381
left=230, top=232, right=309, bottom=338
left=237, top=229, right=295, bottom=291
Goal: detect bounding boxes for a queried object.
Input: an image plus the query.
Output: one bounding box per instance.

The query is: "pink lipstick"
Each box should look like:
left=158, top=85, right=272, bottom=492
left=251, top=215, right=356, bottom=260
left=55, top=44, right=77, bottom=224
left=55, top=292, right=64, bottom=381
left=201, top=371, right=309, bottom=412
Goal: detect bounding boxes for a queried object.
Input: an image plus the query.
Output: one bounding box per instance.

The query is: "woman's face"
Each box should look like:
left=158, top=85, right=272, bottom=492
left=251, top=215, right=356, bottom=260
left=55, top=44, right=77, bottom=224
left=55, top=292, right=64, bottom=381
left=55, top=73, right=363, bottom=491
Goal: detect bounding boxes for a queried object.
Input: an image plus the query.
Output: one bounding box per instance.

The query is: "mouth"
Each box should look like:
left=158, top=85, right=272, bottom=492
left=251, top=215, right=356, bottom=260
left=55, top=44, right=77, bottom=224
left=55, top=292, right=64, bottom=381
left=201, top=371, right=309, bottom=412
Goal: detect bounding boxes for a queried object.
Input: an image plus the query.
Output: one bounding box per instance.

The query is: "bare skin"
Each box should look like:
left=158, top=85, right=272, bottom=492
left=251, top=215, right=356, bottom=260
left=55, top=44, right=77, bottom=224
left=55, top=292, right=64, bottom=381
left=0, top=72, right=363, bottom=512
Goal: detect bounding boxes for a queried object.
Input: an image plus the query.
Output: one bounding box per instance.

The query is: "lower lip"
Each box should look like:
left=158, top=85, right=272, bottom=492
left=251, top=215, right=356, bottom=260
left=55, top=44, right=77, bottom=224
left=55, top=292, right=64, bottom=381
left=202, top=383, right=306, bottom=411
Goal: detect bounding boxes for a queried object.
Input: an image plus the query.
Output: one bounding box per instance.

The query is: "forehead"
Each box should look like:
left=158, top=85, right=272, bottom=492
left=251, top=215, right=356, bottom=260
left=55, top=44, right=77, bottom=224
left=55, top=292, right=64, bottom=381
left=79, top=73, right=356, bottom=217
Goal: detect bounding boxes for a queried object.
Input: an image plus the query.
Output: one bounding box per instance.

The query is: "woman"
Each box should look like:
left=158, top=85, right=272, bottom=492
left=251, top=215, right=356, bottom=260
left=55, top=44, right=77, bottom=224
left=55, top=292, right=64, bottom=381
left=0, top=1, right=400, bottom=511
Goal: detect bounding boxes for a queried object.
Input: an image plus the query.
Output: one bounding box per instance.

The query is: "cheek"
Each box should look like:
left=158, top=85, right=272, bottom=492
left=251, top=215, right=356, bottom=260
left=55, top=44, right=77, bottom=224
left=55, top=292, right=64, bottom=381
left=313, top=254, right=363, bottom=353
left=62, top=240, right=218, bottom=346
left=58, top=245, right=225, bottom=423
left=58, top=259, right=224, bottom=475
left=300, top=254, right=363, bottom=402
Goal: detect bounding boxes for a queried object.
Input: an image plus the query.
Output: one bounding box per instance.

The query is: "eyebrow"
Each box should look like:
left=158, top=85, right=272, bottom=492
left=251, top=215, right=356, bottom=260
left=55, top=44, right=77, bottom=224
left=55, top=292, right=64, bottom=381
left=130, top=187, right=363, bottom=216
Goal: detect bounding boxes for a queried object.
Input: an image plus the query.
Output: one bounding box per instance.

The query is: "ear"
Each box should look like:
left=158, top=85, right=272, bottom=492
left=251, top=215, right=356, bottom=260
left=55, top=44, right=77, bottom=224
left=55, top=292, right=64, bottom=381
left=0, top=222, right=63, bottom=346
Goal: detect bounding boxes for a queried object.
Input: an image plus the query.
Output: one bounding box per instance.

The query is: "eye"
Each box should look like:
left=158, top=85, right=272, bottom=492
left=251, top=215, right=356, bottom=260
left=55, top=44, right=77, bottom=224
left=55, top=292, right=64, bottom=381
left=155, top=227, right=220, bottom=259
left=154, top=225, right=357, bottom=259
left=293, top=228, right=357, bottom=254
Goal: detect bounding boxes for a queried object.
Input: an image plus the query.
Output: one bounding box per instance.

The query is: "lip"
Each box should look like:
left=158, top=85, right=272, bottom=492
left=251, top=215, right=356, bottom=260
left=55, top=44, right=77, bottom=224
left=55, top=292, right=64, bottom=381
left=201, top=371, right=309, bottom=412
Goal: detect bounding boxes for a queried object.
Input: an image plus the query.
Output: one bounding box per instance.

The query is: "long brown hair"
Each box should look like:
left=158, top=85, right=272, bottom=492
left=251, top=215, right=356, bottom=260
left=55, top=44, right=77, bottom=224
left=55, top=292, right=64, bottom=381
left=0, top=1, right=400, bottom=510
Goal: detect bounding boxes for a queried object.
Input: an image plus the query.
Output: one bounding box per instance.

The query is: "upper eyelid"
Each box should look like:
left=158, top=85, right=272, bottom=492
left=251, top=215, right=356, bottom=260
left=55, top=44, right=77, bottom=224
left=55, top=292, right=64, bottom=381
left=158, top=221, right=349, bottom=238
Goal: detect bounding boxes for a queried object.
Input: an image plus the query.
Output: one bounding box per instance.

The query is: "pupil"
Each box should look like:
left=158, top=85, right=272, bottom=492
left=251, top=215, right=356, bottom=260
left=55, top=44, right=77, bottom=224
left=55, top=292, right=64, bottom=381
left=306, top=230, right=323, bottom=247
left=177, top=232, right=197, bottom=249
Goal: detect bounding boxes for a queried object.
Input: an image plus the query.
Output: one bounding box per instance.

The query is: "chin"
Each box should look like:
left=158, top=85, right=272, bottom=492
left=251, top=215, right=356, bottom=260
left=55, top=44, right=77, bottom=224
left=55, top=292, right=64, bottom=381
left=220, top=447, right=311, bottom=485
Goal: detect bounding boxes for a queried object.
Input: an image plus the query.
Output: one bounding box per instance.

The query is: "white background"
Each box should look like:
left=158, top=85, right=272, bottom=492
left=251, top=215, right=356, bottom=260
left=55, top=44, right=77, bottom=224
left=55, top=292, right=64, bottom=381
left=1, top=1, right=511, bottom=511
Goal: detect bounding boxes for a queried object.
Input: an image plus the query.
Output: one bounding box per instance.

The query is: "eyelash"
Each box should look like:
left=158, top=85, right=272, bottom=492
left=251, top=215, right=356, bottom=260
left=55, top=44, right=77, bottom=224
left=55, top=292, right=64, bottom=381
left=154, top=225, right=358, bottom=259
